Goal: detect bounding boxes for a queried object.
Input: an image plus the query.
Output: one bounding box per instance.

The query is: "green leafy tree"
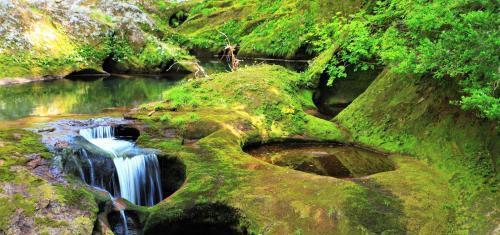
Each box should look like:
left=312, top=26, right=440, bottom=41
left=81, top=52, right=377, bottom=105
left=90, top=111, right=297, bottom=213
left=323, top=0, right=499, bottom=119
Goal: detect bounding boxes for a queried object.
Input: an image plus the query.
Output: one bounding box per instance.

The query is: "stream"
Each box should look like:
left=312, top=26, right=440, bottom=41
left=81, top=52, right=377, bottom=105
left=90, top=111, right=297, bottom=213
left=0, top=58, right=378, bottom=235
left=0, top=59, right=307, bottom=121
left=0, top=75, right=181, bottom=121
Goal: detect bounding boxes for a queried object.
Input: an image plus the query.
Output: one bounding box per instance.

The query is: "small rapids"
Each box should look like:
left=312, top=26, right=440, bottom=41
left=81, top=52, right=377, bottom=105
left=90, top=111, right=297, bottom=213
left=77, top=126, right=163, bottom=207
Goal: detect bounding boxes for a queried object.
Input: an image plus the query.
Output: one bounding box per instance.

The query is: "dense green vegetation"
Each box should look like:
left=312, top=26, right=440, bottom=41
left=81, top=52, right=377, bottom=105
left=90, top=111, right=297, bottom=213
left=0, top=0, right=497, bottom=234
left=307, top=0, right=499, bottom=119
left=335, top=69, right=498, bottom=233
left=164, top=0, right=364, bottom=58
left=133, top=65, right=459, bottom=234
left=0, top=1, right=194, bottom=79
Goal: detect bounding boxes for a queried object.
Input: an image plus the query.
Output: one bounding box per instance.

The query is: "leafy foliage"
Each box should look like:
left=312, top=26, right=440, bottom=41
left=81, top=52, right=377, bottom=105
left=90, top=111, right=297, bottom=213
left=317, top=0, right=499, bottom=119
left=173, top=0, right=364, bottom=58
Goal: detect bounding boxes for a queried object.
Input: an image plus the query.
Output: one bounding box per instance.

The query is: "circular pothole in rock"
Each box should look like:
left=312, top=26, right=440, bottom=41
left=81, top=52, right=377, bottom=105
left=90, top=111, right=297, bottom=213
left=144, top=203, right=248, bottom=235
left=114, top=124, right=141, bottom=141
left=244, top=142, right=395, bottom=178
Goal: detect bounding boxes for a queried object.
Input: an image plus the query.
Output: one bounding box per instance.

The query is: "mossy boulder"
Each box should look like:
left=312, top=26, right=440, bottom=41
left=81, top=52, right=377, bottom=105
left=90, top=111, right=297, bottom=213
left=335, top=69, right=499, bottom=233
left=162, top=0, right=364, bottom=59
left=0, top=129, right=98, bottom=234
left=0, top=0, right=195, bottom=82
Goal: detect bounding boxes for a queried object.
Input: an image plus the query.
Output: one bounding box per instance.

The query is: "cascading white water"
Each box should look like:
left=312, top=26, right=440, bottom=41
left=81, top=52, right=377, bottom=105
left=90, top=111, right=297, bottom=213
left=80, top=149, right=95, bottom=185
left=70, top=155, right=85, bottom=180
left=113, top=154, right=163, bottom=206
left=119, top=210, right=129, bottom=235
left=79, top=126, right=163, bottom=206
left=80, top=126, right=134, bottom=157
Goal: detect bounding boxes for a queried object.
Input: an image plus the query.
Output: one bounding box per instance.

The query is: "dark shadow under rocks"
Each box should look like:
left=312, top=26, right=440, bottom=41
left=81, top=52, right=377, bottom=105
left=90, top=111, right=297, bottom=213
left=313, top=67, right=382, bottom=119
left=65, top=69, right=110, bottom=81
left=157, top=155, right=186, bottom=198
left=108, top=210, right=142, bottom=235
left=144, top=202, right=248, bottom=235
left=169, top=11, right=188, bottom=28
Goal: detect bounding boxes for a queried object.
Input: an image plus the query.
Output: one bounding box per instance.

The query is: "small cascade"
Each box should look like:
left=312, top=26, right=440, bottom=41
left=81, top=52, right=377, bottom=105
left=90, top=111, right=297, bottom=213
left=119, top=210, right=129, bottom=235
left=78, top=126, right=163, bottom=207
left=70, top=155, right=85, bottom=181
left=113, top=154, right=163, bottom=206
left=80, top=125, right=114, bottom=139
left=80, top=149, right=95, bottom=185
left=80, top=126, right=134, bottom=157
left=75, top=148, right=121, bottom=197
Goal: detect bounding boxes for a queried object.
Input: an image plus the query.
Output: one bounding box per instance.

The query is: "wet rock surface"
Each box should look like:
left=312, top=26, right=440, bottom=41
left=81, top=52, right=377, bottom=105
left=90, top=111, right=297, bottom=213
left=38, top=118, right=187, bottom=208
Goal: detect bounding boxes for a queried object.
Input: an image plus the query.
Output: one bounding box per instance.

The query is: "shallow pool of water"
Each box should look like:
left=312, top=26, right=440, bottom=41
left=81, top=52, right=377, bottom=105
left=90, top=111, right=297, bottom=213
left=0, top=75, right=181, bottom=120
left=245, top=142, right=395, bottom=178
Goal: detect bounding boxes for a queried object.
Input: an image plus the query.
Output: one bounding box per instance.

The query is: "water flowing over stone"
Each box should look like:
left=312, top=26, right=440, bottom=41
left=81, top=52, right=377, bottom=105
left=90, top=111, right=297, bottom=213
left=113, top=154, right=163, bottom=206
left=78, top=126, right=163, bottom=206
left=119, top=210, right=129, bottom=235
left=79, top=126, right=134, bottom=157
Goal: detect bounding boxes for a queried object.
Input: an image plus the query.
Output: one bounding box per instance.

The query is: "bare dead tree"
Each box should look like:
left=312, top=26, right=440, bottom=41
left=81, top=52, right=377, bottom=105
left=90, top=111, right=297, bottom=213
left=217, top=30, right=240, bottom=71
left=166, top=61, right=209, bottom=79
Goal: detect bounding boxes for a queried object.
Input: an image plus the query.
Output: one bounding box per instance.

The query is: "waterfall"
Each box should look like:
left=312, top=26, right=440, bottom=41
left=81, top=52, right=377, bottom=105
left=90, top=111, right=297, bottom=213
left=78, top=126, right=163, bottom=206
left=80, top=149, right=95, bottom=185
left=113, top=154, right=163, bottom=206
left=79, top=126, right=134, bottom=157
left=70, top=155, right=85, bottom=181
left=119, top=210, right=129, bottom=235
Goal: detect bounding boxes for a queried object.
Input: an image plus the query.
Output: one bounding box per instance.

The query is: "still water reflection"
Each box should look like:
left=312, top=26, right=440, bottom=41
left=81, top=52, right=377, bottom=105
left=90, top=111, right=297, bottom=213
left=0, top=75, right=181, bottom=120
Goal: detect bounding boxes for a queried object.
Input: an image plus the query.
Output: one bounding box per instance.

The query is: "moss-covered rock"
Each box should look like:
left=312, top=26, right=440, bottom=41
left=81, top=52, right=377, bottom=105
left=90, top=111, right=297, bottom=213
left=0, top=129, right=98, bottom=234
left=335, top=69, right=499, bottom=233
left=0, top=0, right=195, bottom=82
left=128, top=65, right=462, bottom=234
left=160, top=0, right=364, bottom=59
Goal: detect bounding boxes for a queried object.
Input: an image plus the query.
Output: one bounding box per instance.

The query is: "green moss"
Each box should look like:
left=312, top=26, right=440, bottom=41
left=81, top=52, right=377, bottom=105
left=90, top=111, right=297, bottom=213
left=0, top=3, right=196, bottom=79
left=128, top=64, right=466, bottom=234
left=157, top=65, right=348, bottom=142
left=341, top=184, right=405, bottom=234
left=34, top=217, right=69, bottom=227
left=90, top=9, right=115, bottom=26
left=0, top=129, right=51, bottom=166
left=55, top=185, right=97, bottom=212
left=0, top=42, right=110, bottom=78
left=170, top=0, right=364, bottom=58
left=335, top=69, right=499, bottom=232
left=0, top=129, right=97, bottom=232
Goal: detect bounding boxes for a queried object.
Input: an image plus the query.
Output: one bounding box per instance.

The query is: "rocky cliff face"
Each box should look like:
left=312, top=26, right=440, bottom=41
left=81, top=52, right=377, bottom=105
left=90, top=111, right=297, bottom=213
left=0, top=0, right=194, bottom=81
